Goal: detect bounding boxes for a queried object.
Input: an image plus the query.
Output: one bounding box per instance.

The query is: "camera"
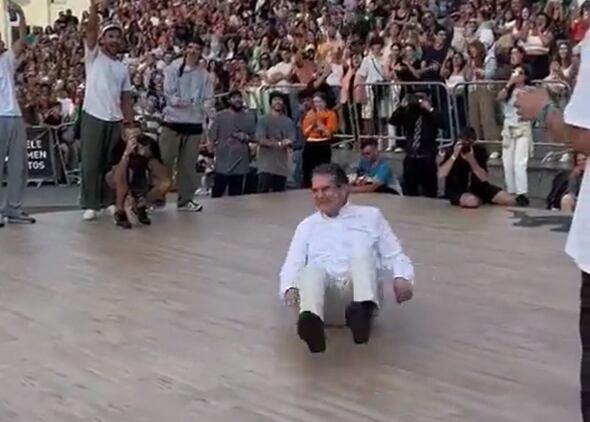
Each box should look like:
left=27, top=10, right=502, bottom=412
left=460, top=141, right=472, bottom=154
left=405, top=93, right=423, bottom=108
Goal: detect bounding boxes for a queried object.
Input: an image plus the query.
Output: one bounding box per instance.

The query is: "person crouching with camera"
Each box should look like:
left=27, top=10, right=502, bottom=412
left=106, top=124, right=171, bottom=229
left=438, top=127, right=515, bottom=208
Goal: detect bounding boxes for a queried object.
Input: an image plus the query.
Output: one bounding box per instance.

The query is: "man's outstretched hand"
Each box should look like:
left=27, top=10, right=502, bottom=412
left=283, top=288, right=300, bottom=307
left=393, top=278, right=413, bottom=303
left=515, top=88, right=549, bottom=121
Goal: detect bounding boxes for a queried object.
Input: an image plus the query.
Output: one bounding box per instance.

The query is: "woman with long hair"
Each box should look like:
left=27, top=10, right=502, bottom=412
left=497, top=65, right=534, bottom=206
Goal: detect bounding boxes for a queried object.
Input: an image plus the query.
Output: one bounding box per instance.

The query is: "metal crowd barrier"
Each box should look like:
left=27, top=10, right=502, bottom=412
left=450, top=79, right=571, bottom=148
left=198, top=79, right=572, bottom=163
left=351, top=81, right=456, bottom=151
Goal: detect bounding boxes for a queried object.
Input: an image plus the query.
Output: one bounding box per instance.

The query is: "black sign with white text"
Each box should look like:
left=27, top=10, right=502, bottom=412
left=26, top=127, right=55, bottom=180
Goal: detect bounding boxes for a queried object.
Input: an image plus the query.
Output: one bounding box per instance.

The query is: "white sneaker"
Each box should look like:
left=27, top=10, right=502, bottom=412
left=489, top=152, right=501, bottom=159
left=178, top=200, right=203, bottom=212
left=82, top=209, right=98, bottom=221
left=105, top=205, right=117, bottom=216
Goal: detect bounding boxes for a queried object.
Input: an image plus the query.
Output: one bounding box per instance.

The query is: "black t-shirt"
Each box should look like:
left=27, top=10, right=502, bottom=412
left=443, top=144, right=489, bottom=196
left=421, top=46, right=448, bottom=81
left=110, top=137, right=162, bottom=171
left=395, top=59, right=422, bottom=83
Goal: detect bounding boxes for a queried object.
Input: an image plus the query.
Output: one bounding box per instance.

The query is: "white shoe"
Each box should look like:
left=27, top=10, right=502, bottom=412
left=489, top=152, right=501, bottom=159
left=82, top=209, right=98, bottom=221
left=105, top=205, right=117, bottom=216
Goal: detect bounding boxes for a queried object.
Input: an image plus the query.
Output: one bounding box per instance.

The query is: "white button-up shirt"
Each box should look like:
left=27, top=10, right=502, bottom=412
left=279, top=203, right=414, bottom=297
left=565, top=31, right=590, bottom=274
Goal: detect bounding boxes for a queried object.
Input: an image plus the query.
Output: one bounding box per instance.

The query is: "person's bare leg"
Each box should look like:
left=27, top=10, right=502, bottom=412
left=106, top=167, right=132, bottom=229
left=491, top=191, right=517, bottom=206
left=147, top=160, right=172, bottom=204
left=111, top=164, right=129, bottom=211
left=561, top=194, right=576, bottom=213
left=459, top=193, right=482, bottom=209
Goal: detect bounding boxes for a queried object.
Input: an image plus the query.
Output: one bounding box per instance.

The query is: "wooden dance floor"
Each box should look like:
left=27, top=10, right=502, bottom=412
left=0, top=191, right=580, bottom=421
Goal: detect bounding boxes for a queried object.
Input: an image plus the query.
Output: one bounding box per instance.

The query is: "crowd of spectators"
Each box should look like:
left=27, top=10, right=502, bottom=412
left=14, top=0, right=588, bottom=131
left=7, top=0, right=589, bottom=206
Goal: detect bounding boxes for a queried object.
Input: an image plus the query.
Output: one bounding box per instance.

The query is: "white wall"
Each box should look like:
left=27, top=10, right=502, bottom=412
left=2, top=0, right=87, bottom=44
left=47, top=0, right=88, bottom=24
left=0, top=0, right=9, bottom=45
left=13, top=0, right=88, bottom=29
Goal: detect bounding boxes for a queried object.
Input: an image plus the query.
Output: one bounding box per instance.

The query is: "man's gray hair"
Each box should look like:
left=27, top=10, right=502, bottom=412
left=312, top=163, right=349, bottom=187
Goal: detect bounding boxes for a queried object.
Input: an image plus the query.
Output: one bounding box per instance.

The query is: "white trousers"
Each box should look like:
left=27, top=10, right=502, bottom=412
left=501, top=122, right=532, bottom=195
left=296, top=255, right=380, bottom=325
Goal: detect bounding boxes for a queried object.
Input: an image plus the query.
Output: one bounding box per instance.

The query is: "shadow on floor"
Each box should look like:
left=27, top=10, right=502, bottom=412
left=508, top=209, right=572, bottom=233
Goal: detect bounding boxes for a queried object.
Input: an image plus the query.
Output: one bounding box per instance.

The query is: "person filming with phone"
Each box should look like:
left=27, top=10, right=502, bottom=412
left=389, top=92, right=441, bottom=198
left=438, top=127, right=515, bottom=208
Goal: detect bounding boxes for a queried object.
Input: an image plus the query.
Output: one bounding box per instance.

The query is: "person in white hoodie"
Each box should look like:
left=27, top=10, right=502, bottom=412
left=161, top=40, right=212, bottom=212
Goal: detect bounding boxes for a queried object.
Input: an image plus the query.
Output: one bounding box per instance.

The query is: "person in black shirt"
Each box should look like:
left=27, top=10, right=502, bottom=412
left=106, top=125, right=171, bottom=229
left=438, top=127, right=515, bottom=208
left=389, top=92, right=441, bottom=198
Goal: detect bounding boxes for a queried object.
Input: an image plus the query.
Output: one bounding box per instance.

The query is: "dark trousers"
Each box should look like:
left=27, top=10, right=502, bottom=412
left=302, top=141, right=332, bottom=188
left=211, top=173, right=244, bottom=198
left=402, top=155, right=438, bottom=198
left=581, top=271, right=590, bottom=420
left=258, top=172, right=287, bottom=193
left=80, top=112, right=121, bottom=210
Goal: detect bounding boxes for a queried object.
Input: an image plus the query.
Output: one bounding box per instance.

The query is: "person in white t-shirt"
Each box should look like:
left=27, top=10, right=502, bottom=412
left=515, top=26, right=590, bottom=421
left=79, top=0, right=134, bottom=222
left=0, top=1, right=35, bottom=226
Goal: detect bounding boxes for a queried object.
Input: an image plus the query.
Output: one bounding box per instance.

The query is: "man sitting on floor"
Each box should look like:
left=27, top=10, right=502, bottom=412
left=280, top=163, right=414, bottom=353
left=438, top=127, right=515, bottom=208
left=106, top=124, right=171, bottom=229
left=350, top=138, right=402, bottom=194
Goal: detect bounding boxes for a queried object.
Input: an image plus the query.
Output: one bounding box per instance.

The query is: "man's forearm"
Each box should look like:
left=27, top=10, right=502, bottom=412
left=350, top=183, right=380, bottom=193
left=545, top=107, right=570, bottom=144
left=437, top=156, right=455, bottom=179
left=469, top=161, right=488, bottom=182
left=545, top=107, right=590, bottom=154
left=121, top=92, right=134, bottom=124
left=86, top=0, right=99, bottom=47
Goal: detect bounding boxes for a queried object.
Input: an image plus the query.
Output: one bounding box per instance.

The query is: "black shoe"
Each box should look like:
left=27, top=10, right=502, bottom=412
left=345, top=301, right=376, bottom=344
left=136, top=206, right=151, bottom=225
left=516, top=195, right=530, bottom=207
left=297, top=311, right=326, bottom=353
left=7, top=212, right=36, bottom=224
left=0, top=216, right=4, bottom=228
left=114, top=210, right=132, bottom=229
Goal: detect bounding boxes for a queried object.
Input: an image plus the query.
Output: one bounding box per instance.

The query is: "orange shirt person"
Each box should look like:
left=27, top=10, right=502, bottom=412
left=301, top=93, right=338, bottom=187
left=302, top=96, right=338, bottom=142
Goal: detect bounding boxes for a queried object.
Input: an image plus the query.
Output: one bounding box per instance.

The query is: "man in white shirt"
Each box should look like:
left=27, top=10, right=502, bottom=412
left=515, top=27, right=590, bottom=421
left=80, top=0, right=134, bottom=221
left=0, top=1, right=35, bottom=226
left=280, top=163, right=414, bottom=353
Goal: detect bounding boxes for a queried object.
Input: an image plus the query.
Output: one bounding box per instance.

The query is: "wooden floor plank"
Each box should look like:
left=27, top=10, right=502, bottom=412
left=0, top=192, right=580, bottom=421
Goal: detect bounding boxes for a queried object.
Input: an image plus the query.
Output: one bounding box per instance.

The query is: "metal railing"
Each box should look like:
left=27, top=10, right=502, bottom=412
left=450, top=79, right=571, bottom=148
